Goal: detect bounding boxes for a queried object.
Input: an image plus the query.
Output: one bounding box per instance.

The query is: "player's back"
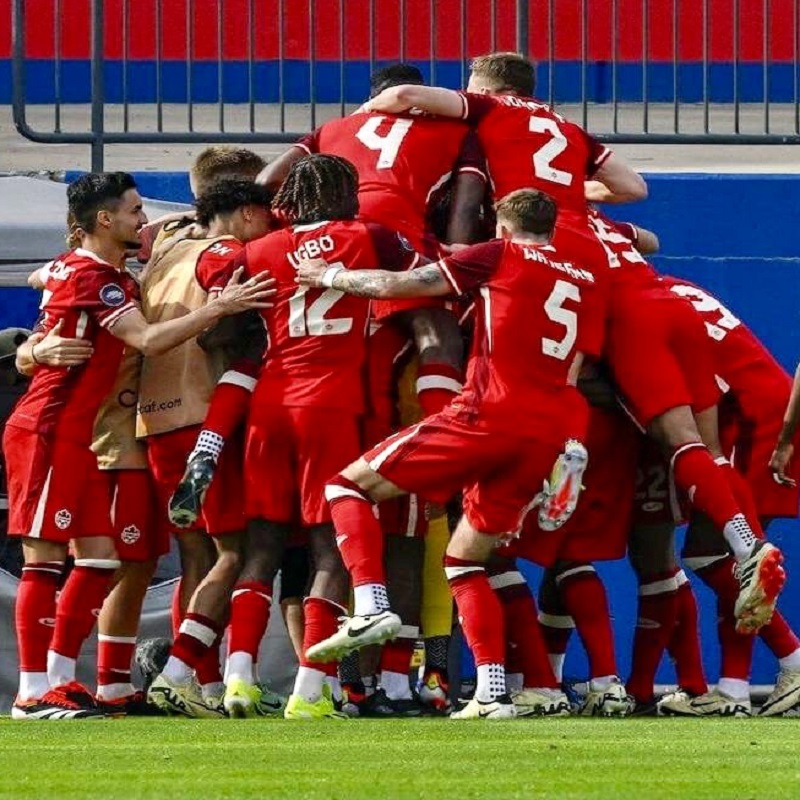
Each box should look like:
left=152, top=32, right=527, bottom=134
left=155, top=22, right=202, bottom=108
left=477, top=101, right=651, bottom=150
left=660, top=275, right=790, bottom=412
left=9, top=249, right=137, bottom=443
left=241, top=219, right=414, bottom=412
left=443, top=238, right=605, bottom=442
left=305, top=112, right=473, bottom=240
left=462, top=94, right=605, bottom=231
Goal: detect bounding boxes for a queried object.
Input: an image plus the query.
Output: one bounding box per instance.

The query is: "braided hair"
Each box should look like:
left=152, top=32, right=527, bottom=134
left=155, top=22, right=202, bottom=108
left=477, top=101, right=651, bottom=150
left=272, top=154, right=359, bottom=225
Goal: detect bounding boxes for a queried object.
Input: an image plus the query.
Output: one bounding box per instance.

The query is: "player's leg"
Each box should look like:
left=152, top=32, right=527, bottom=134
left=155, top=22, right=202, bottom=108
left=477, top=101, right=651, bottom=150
left=279, top=545, right=310, bottom=661
left=537, top=569, right=575, bottom=688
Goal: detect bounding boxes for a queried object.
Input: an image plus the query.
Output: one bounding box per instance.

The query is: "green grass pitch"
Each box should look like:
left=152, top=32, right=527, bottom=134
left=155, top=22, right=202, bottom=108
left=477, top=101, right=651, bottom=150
left=1, top=717, right=799, bottom=799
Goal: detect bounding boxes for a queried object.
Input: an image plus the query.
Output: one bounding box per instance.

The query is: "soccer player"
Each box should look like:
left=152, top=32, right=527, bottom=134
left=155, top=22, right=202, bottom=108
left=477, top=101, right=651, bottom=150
left=297, top=188, right=607, bottom=719
left=5, top=172, right=273, bottom=720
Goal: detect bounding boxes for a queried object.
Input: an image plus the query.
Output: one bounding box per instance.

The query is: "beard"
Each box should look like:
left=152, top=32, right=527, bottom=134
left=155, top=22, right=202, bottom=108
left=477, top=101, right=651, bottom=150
left=123, top=238, right=141, bottom=251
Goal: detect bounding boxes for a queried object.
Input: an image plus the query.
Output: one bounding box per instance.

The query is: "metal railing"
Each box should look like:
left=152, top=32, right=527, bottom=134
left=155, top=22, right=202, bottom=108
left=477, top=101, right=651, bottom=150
left=12, top=0, right=800, bottom=171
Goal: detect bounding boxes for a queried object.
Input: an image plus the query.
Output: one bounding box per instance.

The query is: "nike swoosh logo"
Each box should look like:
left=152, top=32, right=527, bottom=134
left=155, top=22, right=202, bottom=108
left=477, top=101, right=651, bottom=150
left=347, top=618, right=383, bottom=638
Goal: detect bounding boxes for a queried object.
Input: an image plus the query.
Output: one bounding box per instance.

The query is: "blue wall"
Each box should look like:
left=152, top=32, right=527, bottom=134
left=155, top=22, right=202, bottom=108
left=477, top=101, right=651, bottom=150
left=4, top=171, right=799, bottom=688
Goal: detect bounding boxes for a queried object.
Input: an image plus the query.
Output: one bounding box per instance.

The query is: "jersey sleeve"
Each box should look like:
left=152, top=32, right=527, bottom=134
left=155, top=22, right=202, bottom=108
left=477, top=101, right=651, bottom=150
left=295, top=128, right=321, bottom=155
left=195, top=240, right=243, bottom=297
left=458, top=92, right=499, bottom=125
left=364, top=224, right=422, bottom=272
left=454, top=131, right=488, bottom=181
left=583, top=130, right=612, bottom=176
left=74, top=267, right=139, bottom=330
left=436, top=240, right=504, bottom=295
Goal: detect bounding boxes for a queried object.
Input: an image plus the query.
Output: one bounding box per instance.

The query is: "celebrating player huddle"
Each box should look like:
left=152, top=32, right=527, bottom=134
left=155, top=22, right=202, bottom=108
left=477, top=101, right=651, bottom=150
left=6, top=53, right=800, bottom=722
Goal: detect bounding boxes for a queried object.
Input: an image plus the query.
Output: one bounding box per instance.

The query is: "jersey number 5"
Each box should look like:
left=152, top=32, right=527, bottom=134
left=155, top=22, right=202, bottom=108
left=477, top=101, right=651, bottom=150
left=356, top=117, right=414, bottom=169
left=542, top=280, right=581, bottom=360
left=289, top=265, right=353, bottom=337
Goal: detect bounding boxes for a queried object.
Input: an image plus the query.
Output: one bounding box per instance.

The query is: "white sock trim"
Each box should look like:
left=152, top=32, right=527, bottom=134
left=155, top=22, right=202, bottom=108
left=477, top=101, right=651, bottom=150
left=488, top=571, right=526, bottom=590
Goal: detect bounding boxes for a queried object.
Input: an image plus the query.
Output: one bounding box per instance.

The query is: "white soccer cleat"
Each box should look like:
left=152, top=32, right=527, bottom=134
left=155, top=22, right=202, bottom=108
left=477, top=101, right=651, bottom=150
left=512, top=687, right=572, bottom=717
left=450, top=694, right=517, bottom=720
left=537, top=440, right=589, bottom=532
left=579, top=678, right=635, bottom=717
left=733, top=540, right=785, bottom=633
left=656, top=688, right=698, bottom=717
left=147, top=675, right=227, bottom=718
left=681, top=689, right=751, bottom=718
left=759, top=667, right=800, bottom=717
left=304, top=611, right=402, bottom=662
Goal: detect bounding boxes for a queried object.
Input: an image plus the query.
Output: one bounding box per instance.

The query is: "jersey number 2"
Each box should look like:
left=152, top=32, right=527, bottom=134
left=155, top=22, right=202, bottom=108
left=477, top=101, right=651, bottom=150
left=356, top=117, right=413, bottom=169
left=289, top=265, right=353, bottom=337
left=529, top=117, right=572, bottom=186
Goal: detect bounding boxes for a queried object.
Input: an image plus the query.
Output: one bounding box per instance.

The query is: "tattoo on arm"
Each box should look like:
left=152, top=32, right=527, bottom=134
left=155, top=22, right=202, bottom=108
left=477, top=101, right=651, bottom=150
left=331, top=264, right=449, bottom=299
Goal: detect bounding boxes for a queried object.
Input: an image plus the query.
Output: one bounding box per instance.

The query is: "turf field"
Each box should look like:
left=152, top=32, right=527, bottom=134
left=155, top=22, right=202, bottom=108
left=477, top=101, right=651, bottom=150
left=1, top=718, right=799, bottom=799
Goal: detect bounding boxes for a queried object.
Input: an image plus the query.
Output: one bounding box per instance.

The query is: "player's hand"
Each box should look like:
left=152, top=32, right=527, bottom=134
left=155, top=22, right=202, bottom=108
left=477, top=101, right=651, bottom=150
left=364, top=86, right=411, bottom=114
left=770, top=442, right=796, bottom=487
left=295, top=257, right=330, bottom=288
left=32, top=321, right=94, bottom=367
left=216, top=267, right=277, bottom=314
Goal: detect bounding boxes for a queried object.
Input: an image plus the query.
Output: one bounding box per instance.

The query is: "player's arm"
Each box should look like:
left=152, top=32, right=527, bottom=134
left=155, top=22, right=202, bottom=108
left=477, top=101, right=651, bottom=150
left=28, top=265, right=48, bottom=290
left=586, top=152, right=648, bottom=203
left=366, top=85, right=465, bottom=117
left=15, top=321, right=94, bottom=375
left=446, top=133, right=489, bottom=245
left=297, top=259, right=451, bottom=299
left=112, top=268, right=275, bottom=357
left=771, top=365, right=800, bottom=486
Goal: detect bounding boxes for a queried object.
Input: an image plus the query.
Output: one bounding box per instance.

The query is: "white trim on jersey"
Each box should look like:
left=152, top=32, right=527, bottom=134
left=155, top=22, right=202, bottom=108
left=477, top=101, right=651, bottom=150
left=219, top=370, right=258, bottom=392
left=479, top=286, right=493, bottom=353
left=75, top=310, right=89, bottom=339
left=436, top=259, right=462, bottom=295
left=425, top=170, right=454, bottom=206
left=101, top=302, right=138, bottom=330
left=405, top=494, right=419, bottom=537
left=456, top=166, right=487, bottom=181
left=29, top=468, right=53, bottom=539
left=367, top=422, right=425, bottom=472
left=293, top=221, right=329, bottom=233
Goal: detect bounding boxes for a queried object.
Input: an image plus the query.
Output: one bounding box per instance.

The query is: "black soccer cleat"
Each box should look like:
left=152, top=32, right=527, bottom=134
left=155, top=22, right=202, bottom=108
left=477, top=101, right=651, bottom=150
left=135, top=637, right=172, bottom=693
left=168, top=452, right=216, bottom=528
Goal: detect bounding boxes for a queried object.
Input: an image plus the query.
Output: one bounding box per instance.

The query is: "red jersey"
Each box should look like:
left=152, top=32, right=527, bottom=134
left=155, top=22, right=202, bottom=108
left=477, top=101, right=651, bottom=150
left=297, top=112, right=485, bottom=246
left=194, top=238, right=245, bottom=294
left=459, top=93, right=610, bottom=232
left=436, top=238, right=606, bottom=441
left=232, top=220, right=419, bottom=413
left=660, top=276, right=790, bottom=416
left=9, top=248, right=139, bottom=444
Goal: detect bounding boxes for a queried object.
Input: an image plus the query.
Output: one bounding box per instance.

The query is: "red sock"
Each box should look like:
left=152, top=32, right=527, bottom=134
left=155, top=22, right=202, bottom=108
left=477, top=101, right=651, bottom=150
left=416, top=363, right=463, bottom=417
left=717, top=462, right=765, bottom=539
left=444, top=556, right=505, bottom=666
left=692, top=556, right=753, bottom=680
left=15, top=562, right=62, bottom=673
left=50, top=561, right=116, bottom=659
left=667, top=573, right=708, bottom=696
left=202, top=359, right=258, bottom=439
left=195, top=633, right=223, bottom=686
left=760, top=610, right=800, bottom=660
left=228, top=581, right=273, bottom=659
left=325, top=475, right=385, bottom=586
left=671, top=443, right=747, bottom=535
left=557, top=564, right=617, bottom=679
left=170, top=578, right=183, bottom=638
left=300, top=597, right=345, bottom=676
left=492, top=570, right=558, bottom=689
left=171, top=613, right=220, bottom=671
left=97, top=635, right=136, bottom=689
left=626, top=570, right=679, bottom=703
left=380, top=635, right=417, bottom=676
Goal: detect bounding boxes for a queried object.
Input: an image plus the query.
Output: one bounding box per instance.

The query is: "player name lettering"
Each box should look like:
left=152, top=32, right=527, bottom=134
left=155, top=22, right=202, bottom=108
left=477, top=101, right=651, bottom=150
left=287, top=235, right=336, bottom=268
left=522, top=247, right=594, bottom=283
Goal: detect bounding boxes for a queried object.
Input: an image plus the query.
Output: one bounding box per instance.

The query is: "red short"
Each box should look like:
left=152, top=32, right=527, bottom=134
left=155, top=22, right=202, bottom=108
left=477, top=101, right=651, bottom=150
left=147, top=425, right=245, bottom=537
left=365, top=410, right=562, bottom=534
left=3, top=425, right=112, bottom=542
left=606, top=294, right=721, bottom=427
left=504, top=407, right=640, bottom=567
left=245, top=406, right=362, bottom=526
left=96, top=468, right=169, bottom=562
left=719, top=390, right=800, bottom=520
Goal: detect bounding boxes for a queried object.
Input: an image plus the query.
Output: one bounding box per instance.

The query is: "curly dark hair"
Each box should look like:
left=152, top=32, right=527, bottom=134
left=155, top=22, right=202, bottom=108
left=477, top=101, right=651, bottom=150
left=194, top=179, right=274, bottom=227
left=272, top=154, right=359, bottom=225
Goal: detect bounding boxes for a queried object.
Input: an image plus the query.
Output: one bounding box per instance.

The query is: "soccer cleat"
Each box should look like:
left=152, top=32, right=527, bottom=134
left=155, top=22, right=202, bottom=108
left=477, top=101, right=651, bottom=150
left=223, top=678, right=261, bottom=718
left=656, top=688, right=698, bottom=717
left=254, top=683, right=286, bottom=716
left=363, top=688, right=423, bottom=717
left=733, top=541, right=786, bottom=633
left=147, top=674, right=227, bottom=718
left=12, top=682, right=106, bottom=720
left=537, top=440, right=589, bottom=532
left=418, top=670, right=452, bottom=715
left=134, top=637, right=171, bottom=692
left=168, top=452, right=217, bottom=529
left=340, top=681, right=372, bottom=717
left=97, top=690, right=166, bottom=717
left=284, top=684, right=348, bottom=720
left=450, top=693, right=517, bottom=720
left=579, top=678, right=635, bottom=717
left=681, top=689, right=752, bottom=717
left=511, top=687, right=572, bottom=717
left=304, top=611, right=402, bottom=662
left=759, top=667, right=800, bottom=717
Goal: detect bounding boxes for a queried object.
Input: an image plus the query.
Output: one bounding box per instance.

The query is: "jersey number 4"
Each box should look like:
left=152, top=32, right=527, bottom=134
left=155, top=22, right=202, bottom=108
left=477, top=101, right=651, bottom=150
left=356, top=117, right=414, bottom=169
